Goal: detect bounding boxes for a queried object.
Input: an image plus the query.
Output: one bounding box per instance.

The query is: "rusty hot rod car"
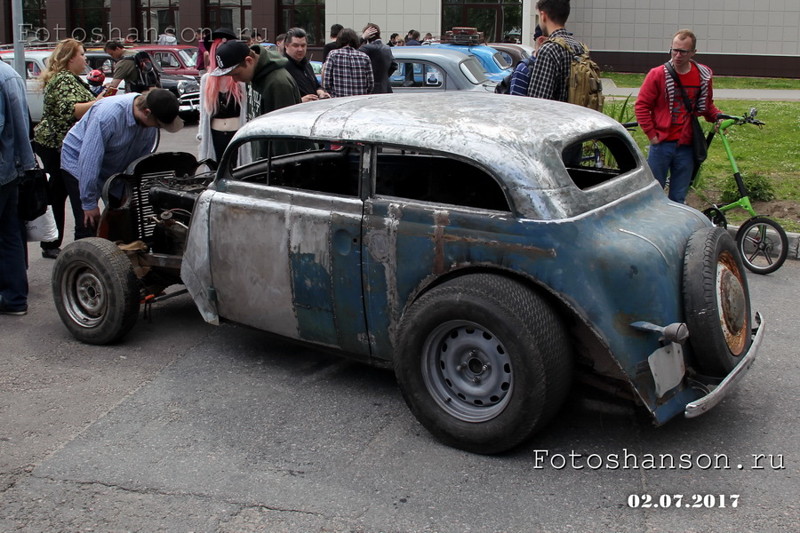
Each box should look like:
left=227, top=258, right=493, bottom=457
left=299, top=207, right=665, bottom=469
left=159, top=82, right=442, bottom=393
left=52, top=92, right=762, bottom=454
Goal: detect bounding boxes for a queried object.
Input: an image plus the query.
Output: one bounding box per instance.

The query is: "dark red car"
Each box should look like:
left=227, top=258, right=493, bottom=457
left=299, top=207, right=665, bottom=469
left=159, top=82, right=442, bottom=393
left=130, top=44, right=200, bottom=77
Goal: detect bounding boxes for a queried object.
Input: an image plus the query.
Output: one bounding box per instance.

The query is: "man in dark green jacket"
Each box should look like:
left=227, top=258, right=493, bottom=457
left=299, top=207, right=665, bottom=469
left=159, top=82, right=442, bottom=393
left=211, top=40, right=301, bottom=120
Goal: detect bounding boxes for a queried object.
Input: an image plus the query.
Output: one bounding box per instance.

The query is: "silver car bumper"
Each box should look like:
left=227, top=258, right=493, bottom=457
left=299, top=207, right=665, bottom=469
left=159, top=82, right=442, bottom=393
left=685, top=312, right=763, bottom=418
left=179, top=92, right=200, bottom=114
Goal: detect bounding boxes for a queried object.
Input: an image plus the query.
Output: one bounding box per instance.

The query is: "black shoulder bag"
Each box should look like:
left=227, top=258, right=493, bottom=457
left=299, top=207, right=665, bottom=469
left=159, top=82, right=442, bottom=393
left=665, top=62, right=708, bottom=177
left=17, top=165, right=49, bottom=221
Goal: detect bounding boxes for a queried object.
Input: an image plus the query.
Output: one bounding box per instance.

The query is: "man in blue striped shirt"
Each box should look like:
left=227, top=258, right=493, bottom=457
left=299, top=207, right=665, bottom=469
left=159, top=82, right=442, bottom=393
left=61, top=89, right=183, bottom=235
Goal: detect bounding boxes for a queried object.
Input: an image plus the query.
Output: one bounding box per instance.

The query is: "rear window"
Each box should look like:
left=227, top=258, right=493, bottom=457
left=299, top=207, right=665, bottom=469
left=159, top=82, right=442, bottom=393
left=562, top=135, right=638, bottom=191
left=459, top=57, right=488, bottom=84
left=492, top=51, right=511, bottom=70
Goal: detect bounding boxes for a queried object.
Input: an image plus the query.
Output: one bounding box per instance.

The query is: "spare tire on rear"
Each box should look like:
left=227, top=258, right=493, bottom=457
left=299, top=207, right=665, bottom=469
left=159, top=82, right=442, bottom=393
left=683, top=227, right=751, bottom=376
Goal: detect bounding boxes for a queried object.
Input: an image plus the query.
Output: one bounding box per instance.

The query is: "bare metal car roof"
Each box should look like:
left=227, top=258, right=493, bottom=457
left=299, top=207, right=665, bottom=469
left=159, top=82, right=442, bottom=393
left=232, top=93, right=652, bottom=219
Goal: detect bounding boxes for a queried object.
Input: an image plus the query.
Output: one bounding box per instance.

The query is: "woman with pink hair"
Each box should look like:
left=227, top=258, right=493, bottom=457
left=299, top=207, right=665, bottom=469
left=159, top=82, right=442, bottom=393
left=197, top=29, right=249, bottom=164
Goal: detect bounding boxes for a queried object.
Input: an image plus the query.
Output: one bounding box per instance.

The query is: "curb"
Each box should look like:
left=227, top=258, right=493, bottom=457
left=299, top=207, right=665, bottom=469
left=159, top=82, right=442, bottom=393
left=600, top=78, right=800, bottom=102
left=727, top=225, right=800, bottom=262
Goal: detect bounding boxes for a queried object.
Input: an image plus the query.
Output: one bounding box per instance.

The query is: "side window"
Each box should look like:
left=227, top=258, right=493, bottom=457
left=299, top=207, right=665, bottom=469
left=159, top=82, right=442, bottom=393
left=101, top=59, right=114, bottom=76
left=155, top=52, right=179, bottom=69
left=374, top=147, right=510, bottom=211
left=390, top=62, right=444, bottom=89
left=229, top=138, right=362, bottom=197
left=563, top=135, right=638, bottom=190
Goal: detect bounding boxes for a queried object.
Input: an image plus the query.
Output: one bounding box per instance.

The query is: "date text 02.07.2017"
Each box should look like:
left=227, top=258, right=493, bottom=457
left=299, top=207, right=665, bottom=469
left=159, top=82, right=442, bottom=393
left=627, top=494, right=739, bottom=509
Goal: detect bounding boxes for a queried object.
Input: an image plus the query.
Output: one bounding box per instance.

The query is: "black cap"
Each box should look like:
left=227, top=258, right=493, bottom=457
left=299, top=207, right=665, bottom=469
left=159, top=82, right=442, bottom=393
left=212, top=27, right=237, bottom=41
left=210, top=40, right=250, bottom=76
left=145, top=89, right=183, bottom=132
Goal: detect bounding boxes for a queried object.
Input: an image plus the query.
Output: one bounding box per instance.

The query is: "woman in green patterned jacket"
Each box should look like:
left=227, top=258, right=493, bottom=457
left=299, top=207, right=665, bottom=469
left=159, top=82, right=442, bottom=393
left=33, top=38, right=101, bottom=258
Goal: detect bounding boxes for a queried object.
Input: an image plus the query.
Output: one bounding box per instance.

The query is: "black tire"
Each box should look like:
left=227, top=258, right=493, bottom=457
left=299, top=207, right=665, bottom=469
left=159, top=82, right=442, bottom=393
left=52, top=238, right=141, bottom=345
left=394, top=274, right=573, bottom=454
left=735, top=216, right=788, bottom=275
left=683, top=227, right=752, bottom=376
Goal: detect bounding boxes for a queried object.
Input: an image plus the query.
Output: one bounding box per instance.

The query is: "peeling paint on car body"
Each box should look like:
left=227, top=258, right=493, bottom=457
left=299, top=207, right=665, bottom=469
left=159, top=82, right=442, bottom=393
left=181, top=92, right=760, bottom=429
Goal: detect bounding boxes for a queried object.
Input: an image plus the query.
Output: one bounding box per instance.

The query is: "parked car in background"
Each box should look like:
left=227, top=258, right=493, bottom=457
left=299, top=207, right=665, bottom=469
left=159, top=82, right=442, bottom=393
left=389, top=47, right=496, bottom=92
left=0, top=48, right=200, bottom=122
left=85, top=51, right=200, bottom=121
left=0, top=49, right=49, bottom=121
left=489, top=42, right=535, bottom=67
left=310, top=60, right=323, bottom=84
left=423, top=28, right=512, bottom=82
left=51, top=92, right=761, bottom=455
left=128, top=44, right=200, bottom=77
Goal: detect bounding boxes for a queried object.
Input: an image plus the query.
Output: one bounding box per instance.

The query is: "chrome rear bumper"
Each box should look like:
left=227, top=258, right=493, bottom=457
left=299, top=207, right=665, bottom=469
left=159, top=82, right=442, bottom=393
left=685, top=312, right=763, bottom=418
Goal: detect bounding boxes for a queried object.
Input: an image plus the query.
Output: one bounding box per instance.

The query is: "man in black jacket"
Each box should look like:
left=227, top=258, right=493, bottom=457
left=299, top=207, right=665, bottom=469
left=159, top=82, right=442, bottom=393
left=283, top=27, right=330, bottom=102
left=359, top=23, right=397, bottom=94
left=323, top=24, right=343, bottom=62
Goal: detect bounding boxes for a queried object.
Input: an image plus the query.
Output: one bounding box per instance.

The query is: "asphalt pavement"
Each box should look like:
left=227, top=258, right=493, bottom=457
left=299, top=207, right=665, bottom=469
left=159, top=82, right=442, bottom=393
left=1, top=232, right=798, bottom=532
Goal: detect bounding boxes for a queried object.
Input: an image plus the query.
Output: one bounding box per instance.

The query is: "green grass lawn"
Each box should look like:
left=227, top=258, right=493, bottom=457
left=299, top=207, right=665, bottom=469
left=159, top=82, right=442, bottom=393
left=604, top=98, right=800, bottom=232
left=604, top=72, right=800, bottom=90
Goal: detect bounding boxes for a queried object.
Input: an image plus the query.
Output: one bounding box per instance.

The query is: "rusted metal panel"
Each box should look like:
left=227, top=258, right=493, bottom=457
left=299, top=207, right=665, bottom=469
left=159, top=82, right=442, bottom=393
left=361, top=183, right=711, bottom=423
left=179, top=93, right=760, bottom=429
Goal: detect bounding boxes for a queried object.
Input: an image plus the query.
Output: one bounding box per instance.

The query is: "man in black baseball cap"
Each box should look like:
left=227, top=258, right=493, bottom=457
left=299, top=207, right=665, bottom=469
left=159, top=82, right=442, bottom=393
left=209, top=40, right=300, bottom=119
left=210, top=40, right=252, bottom=77
left=144, top=88, right=184, bottom=133
left=60, top=88, right=184, bottom=231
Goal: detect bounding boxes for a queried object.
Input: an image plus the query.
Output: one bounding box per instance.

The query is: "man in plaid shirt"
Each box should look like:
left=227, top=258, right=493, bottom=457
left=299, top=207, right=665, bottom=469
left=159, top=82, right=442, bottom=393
left=323, top=28, right=374, bottom=97
left=526, top=0, right=583, bottom=102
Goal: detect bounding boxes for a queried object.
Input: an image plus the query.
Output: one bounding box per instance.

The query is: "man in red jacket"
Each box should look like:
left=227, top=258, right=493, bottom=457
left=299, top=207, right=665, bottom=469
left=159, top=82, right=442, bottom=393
left=635, top=29, right=723, bottom=203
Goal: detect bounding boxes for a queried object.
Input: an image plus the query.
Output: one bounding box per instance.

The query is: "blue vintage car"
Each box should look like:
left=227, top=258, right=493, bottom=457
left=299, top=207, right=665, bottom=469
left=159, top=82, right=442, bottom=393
left=424, top=42, right=512, bottom=82
left=52, top=93, right=762, bottom=454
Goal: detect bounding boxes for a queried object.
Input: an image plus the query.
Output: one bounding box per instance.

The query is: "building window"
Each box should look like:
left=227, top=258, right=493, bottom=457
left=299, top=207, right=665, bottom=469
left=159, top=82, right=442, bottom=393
left=442, top=0, right=522, bottom=44
left=69, top=0, right=110, bottom=41
left=22, top=0, right=47, bottom=41
left=206, top=0, right=252, bottom=40
left=135, top=0, right=181, bottom=43
left=278, top=0, right=325, bottom=46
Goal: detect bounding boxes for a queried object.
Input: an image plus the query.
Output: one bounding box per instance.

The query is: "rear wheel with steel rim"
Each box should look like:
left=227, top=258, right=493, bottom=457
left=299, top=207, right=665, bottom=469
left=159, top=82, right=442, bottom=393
left=395, top=274, right=573, bottom=454
left=421, top=320, right=514, bottom=423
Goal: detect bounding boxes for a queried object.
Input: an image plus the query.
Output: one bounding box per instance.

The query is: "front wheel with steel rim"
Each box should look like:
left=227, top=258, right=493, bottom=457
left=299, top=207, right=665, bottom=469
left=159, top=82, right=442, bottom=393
left=395, top=274, right=573, bottom=454
left=52, top=238, right=141, bottom=345
left=735, top=216, right=788, bottom=275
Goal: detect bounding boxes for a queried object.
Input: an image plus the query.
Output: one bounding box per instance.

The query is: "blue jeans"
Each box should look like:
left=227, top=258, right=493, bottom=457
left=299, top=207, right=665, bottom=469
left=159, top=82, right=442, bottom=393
left=0, top=179, right=28, bottom=311
left=647, top=141, right=694, bottom=203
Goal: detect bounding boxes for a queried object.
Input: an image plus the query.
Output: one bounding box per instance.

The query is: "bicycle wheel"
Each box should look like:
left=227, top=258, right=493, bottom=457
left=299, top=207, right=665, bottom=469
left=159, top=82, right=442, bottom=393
left=735, top=216, right=788, bottom=275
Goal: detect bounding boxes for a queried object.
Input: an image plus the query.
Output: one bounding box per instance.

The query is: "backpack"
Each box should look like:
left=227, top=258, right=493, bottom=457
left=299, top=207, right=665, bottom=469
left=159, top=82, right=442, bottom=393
left=548, top=37, right=604, bottom=111
left=495, top=72, right=512, bottom=94
left=495, top=56, right=535, bottom=95
left=122, top=51, right=161, bottom=93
